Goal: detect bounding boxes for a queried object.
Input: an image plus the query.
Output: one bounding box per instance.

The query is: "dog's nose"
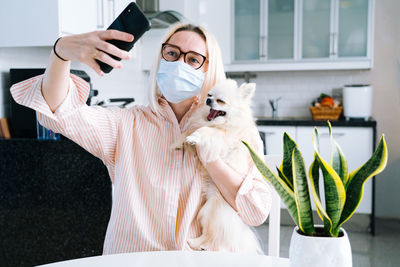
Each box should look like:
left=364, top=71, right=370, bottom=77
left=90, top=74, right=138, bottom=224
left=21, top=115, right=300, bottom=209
left=206, top=98, right=212, bottom=106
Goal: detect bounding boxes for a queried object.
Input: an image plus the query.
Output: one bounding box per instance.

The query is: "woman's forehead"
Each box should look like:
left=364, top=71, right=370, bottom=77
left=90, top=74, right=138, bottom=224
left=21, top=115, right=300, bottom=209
left=168, top=31, right=207, bottom=55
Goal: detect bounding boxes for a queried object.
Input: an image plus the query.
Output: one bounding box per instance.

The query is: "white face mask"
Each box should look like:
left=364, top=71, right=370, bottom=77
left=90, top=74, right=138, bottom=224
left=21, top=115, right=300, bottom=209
left=156, top=60, right=205, bottom=103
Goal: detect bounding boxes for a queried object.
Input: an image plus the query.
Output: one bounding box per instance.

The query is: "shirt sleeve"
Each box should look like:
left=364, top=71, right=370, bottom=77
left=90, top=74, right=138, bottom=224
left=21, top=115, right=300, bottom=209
left=235, top=126, right=273, bottom=226
left=10, top=74, right=122, bottom=168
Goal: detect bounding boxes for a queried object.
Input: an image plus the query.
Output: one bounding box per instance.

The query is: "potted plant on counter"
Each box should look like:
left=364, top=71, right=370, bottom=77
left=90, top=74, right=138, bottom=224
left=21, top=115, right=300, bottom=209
left=243, top=122, right=387, bottom=267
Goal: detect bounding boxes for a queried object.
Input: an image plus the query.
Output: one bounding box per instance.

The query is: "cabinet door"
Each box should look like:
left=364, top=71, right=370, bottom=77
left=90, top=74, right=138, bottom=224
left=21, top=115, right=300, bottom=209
left=257, top=126, right=296, bottom=156
left=267, top=0, right=295, bottom=59
left=258, top=126, right=296, bottom=209
left=233, top=0, right=261, bottom=61
left=59, top=0, right=99, bottom=34
left=60, top=0, right=117, bottom=34
left=198, top=0, right=232, bottom=64
left=337, top=0, right=369, bottom=57
left=301, top=0, right=331, bottom=59
left=0, top=0, right=108, bottom=47
left=0, top=0, right=59, bottom=47
left=296, top=126, right=373, bottom=214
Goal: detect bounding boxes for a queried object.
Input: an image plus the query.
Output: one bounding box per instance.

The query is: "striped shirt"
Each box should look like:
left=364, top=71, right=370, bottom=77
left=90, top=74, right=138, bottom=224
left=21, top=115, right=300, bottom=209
left=10, top=74, right=272, bottom=254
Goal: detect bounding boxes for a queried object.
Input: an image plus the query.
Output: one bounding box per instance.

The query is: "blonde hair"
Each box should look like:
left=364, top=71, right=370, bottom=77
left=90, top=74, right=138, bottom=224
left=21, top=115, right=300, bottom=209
left=147, top=23, right=226, bottom=115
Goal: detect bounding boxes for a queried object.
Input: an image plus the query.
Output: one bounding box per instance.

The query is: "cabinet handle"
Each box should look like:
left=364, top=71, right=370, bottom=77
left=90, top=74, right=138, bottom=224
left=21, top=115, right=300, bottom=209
left=97, top=0, right=104, bottom=29
left=332, top=32, right=337, bottom=56
left=260, top=36, right=267, bottom=58
left=263, top=131, right=276, bottom=137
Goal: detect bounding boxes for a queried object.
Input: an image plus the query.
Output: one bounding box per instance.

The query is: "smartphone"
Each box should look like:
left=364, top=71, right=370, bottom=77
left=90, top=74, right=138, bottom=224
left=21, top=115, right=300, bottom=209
left=96, top=2, right=151, bottom=73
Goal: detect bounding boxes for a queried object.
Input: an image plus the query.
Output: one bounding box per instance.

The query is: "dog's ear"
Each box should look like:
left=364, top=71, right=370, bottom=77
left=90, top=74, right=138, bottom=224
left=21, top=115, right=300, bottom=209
left=239, top=83, right=256, bottom=101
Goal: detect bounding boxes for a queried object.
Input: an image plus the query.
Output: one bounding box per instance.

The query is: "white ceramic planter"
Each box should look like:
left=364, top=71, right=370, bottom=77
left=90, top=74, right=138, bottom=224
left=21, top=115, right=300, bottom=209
left=289, top=226, right=352, bottom=267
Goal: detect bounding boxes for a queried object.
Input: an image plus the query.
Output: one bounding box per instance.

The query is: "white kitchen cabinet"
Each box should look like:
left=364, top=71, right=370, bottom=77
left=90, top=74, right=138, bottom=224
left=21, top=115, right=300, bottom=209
left=200, top=0, right=374, bottom=71
left=195, top=0, right=232, bottom=65
left=0, top=0, right=117, bottom=47
left=257, top=125, right=374, bottom=215
left=258, top=125, right=296, bottom=209
left=258, top=126, right=296, bottom=156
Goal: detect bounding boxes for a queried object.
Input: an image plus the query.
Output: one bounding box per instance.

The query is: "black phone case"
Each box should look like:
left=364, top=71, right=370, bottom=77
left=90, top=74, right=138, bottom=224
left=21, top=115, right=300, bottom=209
left=96, top=2, right=151, bottom=73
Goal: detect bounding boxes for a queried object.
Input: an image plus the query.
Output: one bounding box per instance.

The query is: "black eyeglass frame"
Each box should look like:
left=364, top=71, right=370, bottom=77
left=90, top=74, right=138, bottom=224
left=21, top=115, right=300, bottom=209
left=161, top=43, right=207, bottom=70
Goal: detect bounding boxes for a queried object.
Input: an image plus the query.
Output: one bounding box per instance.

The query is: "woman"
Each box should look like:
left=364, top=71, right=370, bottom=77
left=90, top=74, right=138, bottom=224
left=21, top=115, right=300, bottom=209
left=10, top=23, right=272, bottom=254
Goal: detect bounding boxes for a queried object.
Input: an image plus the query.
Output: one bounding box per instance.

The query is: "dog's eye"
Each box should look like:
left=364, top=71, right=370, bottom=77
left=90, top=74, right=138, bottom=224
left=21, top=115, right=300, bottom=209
left=207, top=94, right=212, bottom=97
left=216, top=99, right=225, bottom=104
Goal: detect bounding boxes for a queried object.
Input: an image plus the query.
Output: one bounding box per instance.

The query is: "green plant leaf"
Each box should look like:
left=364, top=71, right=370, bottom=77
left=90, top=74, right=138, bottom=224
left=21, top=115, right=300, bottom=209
left=328, top=121, right=349, bottom=184
left=309, top=156, right=324, bottom=220
left=332, top=140, right=349, bottom=185
left=337, top=135, right=388, bottom=229
left=292, top=147, right=315, bottom=235
left=309, top=155, right=333, bottom=235
left=276, top=167, right=293, bottom=190
left=313, top=127, right=321, bottom=153
left=312, top=130, right=346, bottom=237
left=242, top=141, right=299, bottom=227
left=280, top=133, right=297, bottom=190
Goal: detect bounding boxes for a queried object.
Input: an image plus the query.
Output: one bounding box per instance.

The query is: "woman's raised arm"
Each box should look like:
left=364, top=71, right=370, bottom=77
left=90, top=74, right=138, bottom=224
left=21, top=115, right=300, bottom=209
left=42, top=30, right=133, bottom=112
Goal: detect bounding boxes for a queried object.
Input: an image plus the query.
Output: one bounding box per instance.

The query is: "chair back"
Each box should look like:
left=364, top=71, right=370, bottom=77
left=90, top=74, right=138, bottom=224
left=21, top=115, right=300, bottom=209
left=264, top=155, right=282, bottom=257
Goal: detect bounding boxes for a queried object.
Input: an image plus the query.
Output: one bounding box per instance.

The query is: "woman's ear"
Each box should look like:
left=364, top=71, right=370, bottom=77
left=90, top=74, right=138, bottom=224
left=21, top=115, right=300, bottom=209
left=239, top=83, right=256, bottom=101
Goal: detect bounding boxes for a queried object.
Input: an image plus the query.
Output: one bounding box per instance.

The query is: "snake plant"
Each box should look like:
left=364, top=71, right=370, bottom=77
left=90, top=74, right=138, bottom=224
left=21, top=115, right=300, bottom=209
left=243, top=122, right=387, bottom=237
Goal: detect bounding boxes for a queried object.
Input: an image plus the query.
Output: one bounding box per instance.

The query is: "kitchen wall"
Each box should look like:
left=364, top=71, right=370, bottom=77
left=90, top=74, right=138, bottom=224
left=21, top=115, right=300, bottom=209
left=368, top=0, right=400, bottom=219
left=0, top=0, right=399, bottom=219
left=241, top=70, right=370, bottom=118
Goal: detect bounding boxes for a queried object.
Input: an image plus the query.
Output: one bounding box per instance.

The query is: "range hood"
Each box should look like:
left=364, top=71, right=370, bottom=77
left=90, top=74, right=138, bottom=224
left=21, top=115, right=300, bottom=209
left=136, top=0, right=186, bottom=29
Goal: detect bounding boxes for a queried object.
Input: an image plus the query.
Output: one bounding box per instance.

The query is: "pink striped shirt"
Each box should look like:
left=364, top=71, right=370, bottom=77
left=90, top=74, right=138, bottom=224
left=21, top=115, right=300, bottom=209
left=10, top=74, right=272, bottom=254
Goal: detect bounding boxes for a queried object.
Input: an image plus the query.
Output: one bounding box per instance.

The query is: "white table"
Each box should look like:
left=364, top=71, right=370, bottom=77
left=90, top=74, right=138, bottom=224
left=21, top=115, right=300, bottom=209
left=37, top=251, right=290, bottom=267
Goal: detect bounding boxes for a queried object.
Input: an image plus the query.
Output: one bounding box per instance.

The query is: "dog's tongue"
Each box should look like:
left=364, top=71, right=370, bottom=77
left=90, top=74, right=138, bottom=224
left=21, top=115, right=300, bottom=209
left=207, top=109, right=219, bottom=121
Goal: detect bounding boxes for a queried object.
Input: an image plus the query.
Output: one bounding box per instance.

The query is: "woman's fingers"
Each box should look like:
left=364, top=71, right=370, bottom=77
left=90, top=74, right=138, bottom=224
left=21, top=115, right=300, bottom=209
left=86, top=59, right=105, bottom=77
left=54, top=30, right=134, bottom=75
left=93, top=49, right=123, bottom=69
left=96, top=41, right=131, bottom=60
left=99, top=29, right=134, bottom=42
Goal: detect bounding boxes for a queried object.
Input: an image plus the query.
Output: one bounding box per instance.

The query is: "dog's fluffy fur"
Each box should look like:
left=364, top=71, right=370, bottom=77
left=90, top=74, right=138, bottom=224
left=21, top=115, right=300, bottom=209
left=172, top=79, right=263, bottom=253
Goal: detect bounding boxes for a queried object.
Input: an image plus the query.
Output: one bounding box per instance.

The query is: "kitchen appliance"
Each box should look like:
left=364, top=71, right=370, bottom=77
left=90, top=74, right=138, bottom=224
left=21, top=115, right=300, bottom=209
left=343, top=84, right=372, bottom=121
left=8, top=68, right=97, bottom=138
left=136, top=0, right=186, bottom=28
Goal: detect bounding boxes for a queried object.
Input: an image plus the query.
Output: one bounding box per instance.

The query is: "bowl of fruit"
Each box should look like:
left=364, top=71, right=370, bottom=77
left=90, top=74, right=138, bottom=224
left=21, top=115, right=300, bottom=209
left=310, top=93, right=343, bottom=121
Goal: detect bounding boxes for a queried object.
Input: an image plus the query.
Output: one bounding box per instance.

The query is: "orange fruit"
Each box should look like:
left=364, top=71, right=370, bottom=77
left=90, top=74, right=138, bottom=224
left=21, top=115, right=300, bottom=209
left=320, top=97, right=334, bottom=107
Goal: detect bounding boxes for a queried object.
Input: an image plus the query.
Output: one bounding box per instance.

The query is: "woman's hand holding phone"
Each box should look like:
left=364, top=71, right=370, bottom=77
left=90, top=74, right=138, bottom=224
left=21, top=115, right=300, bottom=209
left=54, top=30, right=134, bottom=76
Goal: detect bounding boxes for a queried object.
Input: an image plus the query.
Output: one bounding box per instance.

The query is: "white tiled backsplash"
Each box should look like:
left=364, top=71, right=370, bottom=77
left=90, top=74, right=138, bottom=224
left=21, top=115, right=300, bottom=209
left=0, top=46, right=370, bottom=119
left=243, top=70, right=371, bottom=118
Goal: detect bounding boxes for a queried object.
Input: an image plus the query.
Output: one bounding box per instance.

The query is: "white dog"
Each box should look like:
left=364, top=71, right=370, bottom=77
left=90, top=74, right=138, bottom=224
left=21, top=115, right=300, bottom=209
left=173, top=79, right=263, bottom=253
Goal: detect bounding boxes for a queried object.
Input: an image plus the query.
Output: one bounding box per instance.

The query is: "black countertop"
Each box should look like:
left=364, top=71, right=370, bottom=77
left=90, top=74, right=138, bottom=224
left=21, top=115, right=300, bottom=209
left=256, top=117, right=376, bottom=127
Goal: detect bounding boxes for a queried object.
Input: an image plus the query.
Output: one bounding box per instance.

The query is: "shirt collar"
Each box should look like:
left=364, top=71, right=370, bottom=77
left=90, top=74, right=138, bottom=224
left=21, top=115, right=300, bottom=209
left=157, top=96, right=200, bottom=130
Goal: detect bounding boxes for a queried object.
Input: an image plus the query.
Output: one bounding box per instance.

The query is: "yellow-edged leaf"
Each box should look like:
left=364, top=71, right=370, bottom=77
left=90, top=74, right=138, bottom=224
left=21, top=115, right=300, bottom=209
left=280, top=133, right=297, bottom=190
left=338, top=135, right=388, bottom=229
left=309, top=155, right=333, bottom=232
left=292, top=147, right=315, bottom=235
left=312, top=130, right=346, bottom=236
left=243, top=141, right=299, bottom=226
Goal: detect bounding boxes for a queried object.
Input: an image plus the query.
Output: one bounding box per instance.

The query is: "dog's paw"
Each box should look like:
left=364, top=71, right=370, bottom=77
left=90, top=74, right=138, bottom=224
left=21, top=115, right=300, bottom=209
left=186, top=131, right=201, bottom=145
left=187, top=236, right=210, bottom=251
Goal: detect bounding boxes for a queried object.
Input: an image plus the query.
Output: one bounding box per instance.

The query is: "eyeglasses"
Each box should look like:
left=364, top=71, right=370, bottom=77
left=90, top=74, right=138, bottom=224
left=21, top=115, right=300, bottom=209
left=161, top=43, right=207, bottom=70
